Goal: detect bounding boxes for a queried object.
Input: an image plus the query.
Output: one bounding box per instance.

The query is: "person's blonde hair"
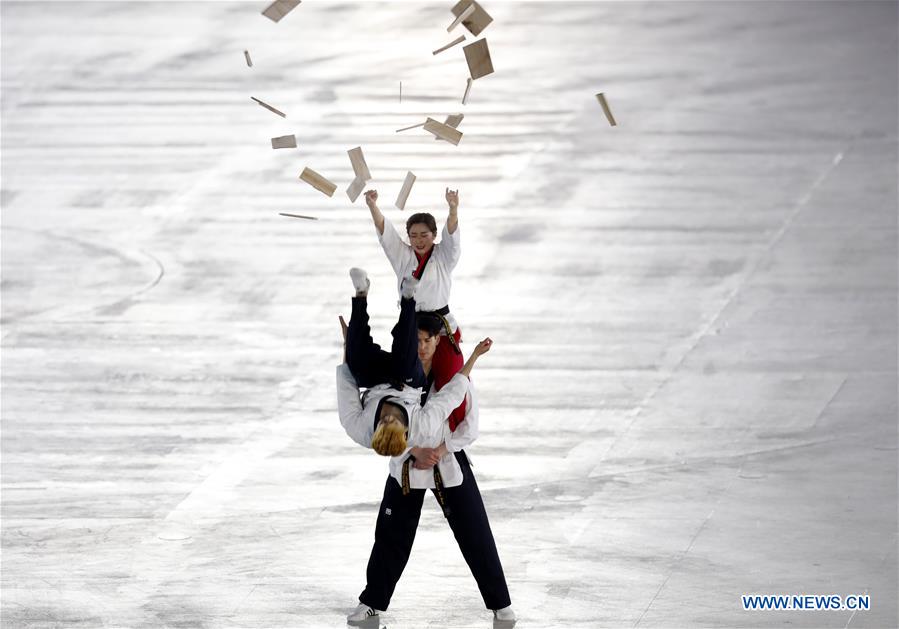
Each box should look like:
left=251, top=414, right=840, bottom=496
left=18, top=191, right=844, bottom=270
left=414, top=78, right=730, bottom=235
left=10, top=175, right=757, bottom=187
left=371, top=421, right=407, bottom=456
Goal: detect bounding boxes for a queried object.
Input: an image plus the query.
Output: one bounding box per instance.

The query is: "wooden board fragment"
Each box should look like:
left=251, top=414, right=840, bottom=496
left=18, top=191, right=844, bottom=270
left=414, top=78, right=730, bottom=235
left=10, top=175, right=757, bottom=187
left=347, top=147, right=372, bottom=181
left=346, top=176, right=366, bottom=203
left=450, top=0, right=493, bottom=36
left=271, top=134, right=297, bottom=149
left=251, top=96, right=286, bottom=118
left=423, top=117, right=463, bottom=145
left=463, top=39, right=493, bottom=80
left=279, top=212, right=318, bottom=220
left=244, top=50, right=253, bottom=67
left=444, top=114, right=464, bottom=128
left=299, top=167, right=336, bottom=197
left=395, top=171, right=416, bottom=210
left=432, top=35, right=466, bottom=56
left=262, top=0, right=301, bottom=23
left=447, top=2, right=476, bottom=32
left=435, top=114, right=464, bottom=141
left=462, top=77, right=473, bottom=104
left=596, top=93, right=617, bottom=126
left=396, top=121, right=426, bottom=133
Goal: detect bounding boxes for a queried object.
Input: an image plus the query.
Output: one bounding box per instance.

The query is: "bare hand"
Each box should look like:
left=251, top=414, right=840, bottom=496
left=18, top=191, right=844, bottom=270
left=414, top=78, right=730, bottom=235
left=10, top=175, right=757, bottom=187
left=364, top=189, right=378, bottom=209
left=339, top=315, right=348, bottom=342
left=445, top=187, right=459, bottom=211
left=472, top=337, right=493, bottom=357
left=410, top=446, right=440, bottom=469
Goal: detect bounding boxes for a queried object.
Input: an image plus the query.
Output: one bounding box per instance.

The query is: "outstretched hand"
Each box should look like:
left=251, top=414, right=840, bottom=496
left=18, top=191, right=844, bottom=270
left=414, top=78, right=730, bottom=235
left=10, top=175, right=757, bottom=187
left=472, top=337, right=493, bottom=357
left=364, top=189, right=378, bottom=209
left=459, top=337, right=493, bottom=378
left=445, top=187, right=459, bottom=211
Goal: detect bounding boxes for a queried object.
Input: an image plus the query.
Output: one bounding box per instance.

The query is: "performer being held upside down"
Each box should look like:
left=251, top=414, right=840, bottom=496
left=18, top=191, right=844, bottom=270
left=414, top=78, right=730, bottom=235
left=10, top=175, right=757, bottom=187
left=336, top=268, right=515, bottom=624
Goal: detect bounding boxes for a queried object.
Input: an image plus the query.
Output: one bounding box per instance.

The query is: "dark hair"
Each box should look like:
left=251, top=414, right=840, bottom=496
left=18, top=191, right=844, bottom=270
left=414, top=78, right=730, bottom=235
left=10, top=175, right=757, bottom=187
left=406, top=212, right=437, bottom=236
left=416, top=313, right=443, bottom=338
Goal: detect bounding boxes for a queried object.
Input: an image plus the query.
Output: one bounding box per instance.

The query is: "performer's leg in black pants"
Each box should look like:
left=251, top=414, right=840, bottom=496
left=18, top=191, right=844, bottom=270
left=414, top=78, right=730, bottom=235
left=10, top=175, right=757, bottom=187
left=437, top=451, right=512, bottom=610
left=345, top=296, right=392, bottom=388
left=390, top=296, right=427, bottom=389
left=359, top=477, right=426, bottom=610
left=346, top=296, right=427, bottom=389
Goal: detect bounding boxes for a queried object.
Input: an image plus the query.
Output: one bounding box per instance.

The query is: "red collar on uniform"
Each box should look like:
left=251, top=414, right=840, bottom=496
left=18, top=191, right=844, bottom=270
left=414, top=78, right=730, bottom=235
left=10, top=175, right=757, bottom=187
left=413, top=247, right=434, bottom=279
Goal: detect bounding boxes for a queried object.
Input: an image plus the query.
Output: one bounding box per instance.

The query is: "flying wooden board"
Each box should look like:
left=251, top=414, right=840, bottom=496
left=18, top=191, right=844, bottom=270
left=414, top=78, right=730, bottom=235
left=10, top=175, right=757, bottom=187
left=396, top=121, right=426, bottom=133
left=423, top=117, right=463, bottom=145
left=347, top=147, right=372, bottom=182
left=462, top=78, right=473, bottom=104
left=447, top=3, right=476, bottom=32
left=596, top=93, right=617, bottom=126
left=435, top=114, right=464, bottom=142
left=433, top=35, right=466, bottom=56
left=463, top=39, right=494, bottom=80
left=279, top=212, right=318, bottom=220
left=346, top=177, right=366, bottom=203
left=262, top=0, right=301, bottom=23
left=299, top=167, right=336, bottom=197
left=395, top=171, right=416, bottom=210
left=450, top=0, right=493, bottom=36
left=251, top=96, right=286, bottom=118
left=271, top=135, right=297, bottom=149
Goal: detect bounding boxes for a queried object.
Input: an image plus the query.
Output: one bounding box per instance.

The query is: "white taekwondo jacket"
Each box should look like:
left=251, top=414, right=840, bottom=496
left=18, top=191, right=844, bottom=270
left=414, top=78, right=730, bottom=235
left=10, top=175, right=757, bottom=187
left=378, top=220, right=461, bottom=333
left=336, top=363, right=479, bottom=488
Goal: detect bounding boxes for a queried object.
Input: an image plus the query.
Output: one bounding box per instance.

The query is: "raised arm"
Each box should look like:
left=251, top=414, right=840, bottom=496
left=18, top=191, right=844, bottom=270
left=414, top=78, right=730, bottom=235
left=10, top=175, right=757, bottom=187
left=459, top=337, right=492, bottom=378
left=417, top=338, right=493, bottom=437
left=364, top=189, right=385, bottom=235
left=445, top=187, right=459, bottom=234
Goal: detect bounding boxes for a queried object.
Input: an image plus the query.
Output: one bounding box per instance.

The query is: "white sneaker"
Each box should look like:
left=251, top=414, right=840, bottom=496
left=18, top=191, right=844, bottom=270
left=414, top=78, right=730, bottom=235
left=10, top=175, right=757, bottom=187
left=400, top=275, right=419, bottom=300
left=493, top=605, right=516, bottom=622
left=347, top=602, right=380, bottom=623
left=349, top=268, right=370, bottom=296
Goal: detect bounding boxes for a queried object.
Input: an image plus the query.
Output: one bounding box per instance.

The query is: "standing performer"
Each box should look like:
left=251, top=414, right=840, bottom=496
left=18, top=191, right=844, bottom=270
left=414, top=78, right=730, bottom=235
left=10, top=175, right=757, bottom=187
left=337, top=269, right=515, bottom=625
left=364, top=187, right=467, bottom=431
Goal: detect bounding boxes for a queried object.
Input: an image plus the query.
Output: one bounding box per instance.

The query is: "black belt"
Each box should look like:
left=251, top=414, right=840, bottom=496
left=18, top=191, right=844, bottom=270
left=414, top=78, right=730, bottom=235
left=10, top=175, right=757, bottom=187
left=401, top=455, right=451, bottom=518
left=421, top=306, right=460, bottom=355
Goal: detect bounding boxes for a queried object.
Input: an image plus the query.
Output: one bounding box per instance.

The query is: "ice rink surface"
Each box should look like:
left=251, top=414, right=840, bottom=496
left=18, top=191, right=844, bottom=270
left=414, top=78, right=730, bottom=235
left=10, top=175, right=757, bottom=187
left=1, top=1, right=897, bottom=627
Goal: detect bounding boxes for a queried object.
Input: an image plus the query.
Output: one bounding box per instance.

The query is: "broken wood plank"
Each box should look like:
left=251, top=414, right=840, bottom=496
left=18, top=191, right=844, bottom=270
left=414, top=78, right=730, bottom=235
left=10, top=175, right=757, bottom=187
left=463, top=39, right=494, bottom=80
left=447, top=3, right=476, bottom=32
left=262, top=0, right=301, bottom=23
left=450, top=0, right=493, bottom=36
left=423, top=117, right=463, bottom=145
left=271, top=135, right=297, bottom=149
left=462, top=77, right=473, bottom=104
left=435, top=114, right=464, bottom=141
left=432, top=35, right=466, bottom=56
left=346, top=176, right=366, bottom=203
left=251, top=96, right=286, bottom=118
left=396, top=121, right=426, bottom=133
left=279, top=212, right=318, bottom=220
left=395, top=171, right=416, bottom=210
left=347, top=146, right=372, bottom=182
left=596, top=92, right=617, bottom=126
left=299, top=167, right=336, bottom=197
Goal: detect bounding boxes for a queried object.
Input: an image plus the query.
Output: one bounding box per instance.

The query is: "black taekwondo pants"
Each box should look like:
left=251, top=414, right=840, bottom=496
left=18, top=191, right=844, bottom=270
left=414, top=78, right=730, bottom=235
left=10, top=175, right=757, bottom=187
left=359, top=451, right=512, bottom=611
left=346, top=295, right=427, bottom=390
